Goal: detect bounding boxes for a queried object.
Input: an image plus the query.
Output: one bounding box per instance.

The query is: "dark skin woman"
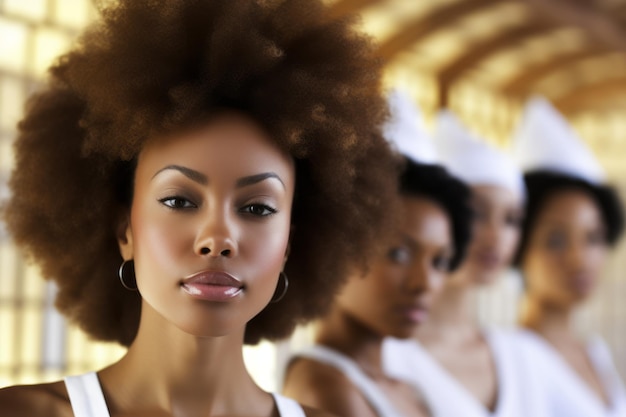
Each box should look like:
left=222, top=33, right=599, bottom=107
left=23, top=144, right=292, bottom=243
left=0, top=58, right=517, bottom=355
left=0, top=1, right=399, bottom=415
left=283, top=161, right=473, bottom=417
left=516, top=171, right=625, bottom=415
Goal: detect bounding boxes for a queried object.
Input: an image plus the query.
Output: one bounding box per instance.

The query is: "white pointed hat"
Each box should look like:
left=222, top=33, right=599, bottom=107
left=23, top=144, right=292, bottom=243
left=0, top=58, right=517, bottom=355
left=512, top=96, right=604, bottom=184
left=383, top=89, right=438, bottom=164
left=434, top=110, right=525, bottom=199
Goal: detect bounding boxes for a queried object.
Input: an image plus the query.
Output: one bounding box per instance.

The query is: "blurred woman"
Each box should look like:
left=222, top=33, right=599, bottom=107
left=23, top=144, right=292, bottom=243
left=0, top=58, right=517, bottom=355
left=282, top=92, right=473, bottom=417
left=383, top=111, right=548, bottom=417
left=513, top=98, right=626, bottom=417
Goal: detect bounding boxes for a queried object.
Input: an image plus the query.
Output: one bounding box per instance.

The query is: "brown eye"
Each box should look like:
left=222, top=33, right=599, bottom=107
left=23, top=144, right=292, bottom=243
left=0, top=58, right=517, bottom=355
left=241, top=204, right=277, bottom=217
left=546, top=232, right=567, bottom=250
left=433, top=255, right=451, bottom=272
left=588, top=229, right=606, bottom=246
left=159, top=196, right=196, bottom=209
left=506, top=212, right=523, bottom=228
left=387, top=247, right=411, bottom=265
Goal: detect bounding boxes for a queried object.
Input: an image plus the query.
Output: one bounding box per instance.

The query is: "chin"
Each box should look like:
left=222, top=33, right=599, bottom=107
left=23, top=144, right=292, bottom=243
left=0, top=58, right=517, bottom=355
left=387, top=325, right=419, bottom=340
left=568, top=291, right=594, bottom=305
left=470, top=269, right=500, bottom=286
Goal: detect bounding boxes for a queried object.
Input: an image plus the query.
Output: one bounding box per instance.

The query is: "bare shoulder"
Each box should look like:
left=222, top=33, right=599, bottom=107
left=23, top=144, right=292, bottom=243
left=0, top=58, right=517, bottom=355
left=283, top=357, right=375, bottom=417
left=0, top=380, right=72, bottom=417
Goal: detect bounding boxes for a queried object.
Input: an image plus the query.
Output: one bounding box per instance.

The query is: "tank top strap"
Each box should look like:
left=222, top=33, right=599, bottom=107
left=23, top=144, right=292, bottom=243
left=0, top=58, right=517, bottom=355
left=295, top=345, right=405, bottom=417
left=272, top=392, right=307, bottom=416
left=64, top=372, right=111, bottom=417
left=64, top=372, right=310, bottom=417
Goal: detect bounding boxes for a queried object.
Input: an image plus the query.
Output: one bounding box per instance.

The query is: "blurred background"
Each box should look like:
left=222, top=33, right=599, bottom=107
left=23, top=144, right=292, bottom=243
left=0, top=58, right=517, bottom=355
left=1, top=0, right=625, bottom=391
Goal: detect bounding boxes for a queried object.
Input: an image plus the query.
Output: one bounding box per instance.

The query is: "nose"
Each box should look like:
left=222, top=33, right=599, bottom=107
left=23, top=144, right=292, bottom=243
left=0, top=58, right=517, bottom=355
left=405, top=259, right=431, bottom=294
left=481, top=217, right=501, bottom=248
left=194, top=207, right=238, bottom=258
left=405, top=258, right=440, bottom=295
left=565, top=240, right=588, bottom=272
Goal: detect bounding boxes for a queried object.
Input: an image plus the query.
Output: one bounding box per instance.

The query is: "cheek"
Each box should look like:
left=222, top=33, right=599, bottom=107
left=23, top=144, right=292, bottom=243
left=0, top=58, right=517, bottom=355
left=587, top=246, right=608, bottom=273
left=526, top=250, right=564, bottom=292
left=242, top=220, right=291, bottom=280
left=430, top=270, right=447, bottom=294
left=500, top=228, right=521, bottom=260
left=339, top=264, right=397, bottom=308
left=131, top=205, right=191, bottom=274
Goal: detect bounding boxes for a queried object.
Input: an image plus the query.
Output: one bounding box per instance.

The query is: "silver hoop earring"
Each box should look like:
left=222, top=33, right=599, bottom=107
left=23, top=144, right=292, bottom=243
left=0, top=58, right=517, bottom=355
left=118, top=260, right=137, bottom=291
left=270, top=272, right=289, bottom=303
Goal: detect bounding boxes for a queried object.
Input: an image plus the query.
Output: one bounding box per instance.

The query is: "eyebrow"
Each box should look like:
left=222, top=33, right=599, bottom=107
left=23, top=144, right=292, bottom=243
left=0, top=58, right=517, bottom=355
left=401, top=233, right=453, bottom=254
left=152, top=165, right=285, bottom=189
left=236, top=172, right=285, bottom=189
left=153, top=165, right=208, bottom=185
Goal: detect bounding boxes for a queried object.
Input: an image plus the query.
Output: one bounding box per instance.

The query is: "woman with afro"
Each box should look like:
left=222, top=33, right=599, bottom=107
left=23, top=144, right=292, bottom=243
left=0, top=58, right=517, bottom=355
left=0, top=1, right=399, bottom=416
left=282, top=91, right=473, bottom=417
left=512, top=98, right=626, bottom=417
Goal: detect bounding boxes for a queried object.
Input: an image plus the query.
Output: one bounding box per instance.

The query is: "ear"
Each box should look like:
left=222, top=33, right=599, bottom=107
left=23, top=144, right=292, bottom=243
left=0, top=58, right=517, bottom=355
left=116, top=210, right=134, bottom=261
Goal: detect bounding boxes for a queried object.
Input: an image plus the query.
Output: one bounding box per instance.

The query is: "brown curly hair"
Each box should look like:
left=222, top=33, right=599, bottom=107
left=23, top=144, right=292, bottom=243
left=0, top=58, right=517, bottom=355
left=2, top=0, right=398, bottom=346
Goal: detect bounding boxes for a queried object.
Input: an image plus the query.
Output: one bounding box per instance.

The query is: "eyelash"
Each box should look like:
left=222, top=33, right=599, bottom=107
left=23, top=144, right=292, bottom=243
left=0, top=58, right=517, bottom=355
left=159, top=196, right=196, bottom=209
left=158, top=197, right=278, bottom=217
left=239, top=203, right=278, bottom=217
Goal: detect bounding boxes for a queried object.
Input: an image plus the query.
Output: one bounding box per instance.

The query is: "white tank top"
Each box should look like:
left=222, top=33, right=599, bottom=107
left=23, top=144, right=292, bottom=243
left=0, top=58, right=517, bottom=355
left=294, top=345, right=406, bottom=417
left=64, top=372, right=306, bottom=417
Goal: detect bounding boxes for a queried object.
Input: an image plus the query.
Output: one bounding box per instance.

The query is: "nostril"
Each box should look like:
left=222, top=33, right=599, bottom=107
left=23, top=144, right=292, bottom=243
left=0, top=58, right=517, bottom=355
left=221, top=249, right=231, bottom=257
left=200, top=247, right=210, bottom=255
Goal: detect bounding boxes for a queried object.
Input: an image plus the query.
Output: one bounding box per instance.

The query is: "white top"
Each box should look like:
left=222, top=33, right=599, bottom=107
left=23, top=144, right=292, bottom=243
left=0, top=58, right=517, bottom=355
left=64, top=372, right=306, bottom=417
left=294, top=345, right=408, bottom=417
left=383, top=329, right=549, bottom=417
left=515, top=330, right=626, bottom=417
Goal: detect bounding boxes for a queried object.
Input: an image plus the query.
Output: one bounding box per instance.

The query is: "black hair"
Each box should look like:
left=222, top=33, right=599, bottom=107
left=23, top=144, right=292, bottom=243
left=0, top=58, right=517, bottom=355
left=514, top=170, right=624, bottom=266
left=399, top=159, right=473, bottom=271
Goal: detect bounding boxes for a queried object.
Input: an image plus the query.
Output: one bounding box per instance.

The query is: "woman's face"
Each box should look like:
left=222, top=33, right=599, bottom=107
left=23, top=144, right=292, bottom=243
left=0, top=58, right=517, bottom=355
left=118, top=113, right=295, bottom=338
left=459, top=185, right=523, bottom=285
left=335, top=196, right=454, bottom=339
left=522, top=189, right=608, bottom=307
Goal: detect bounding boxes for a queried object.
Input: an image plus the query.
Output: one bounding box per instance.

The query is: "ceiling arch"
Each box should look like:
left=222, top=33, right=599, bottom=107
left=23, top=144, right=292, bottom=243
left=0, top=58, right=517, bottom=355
left=330, top=0, right=626, bottom=114
left=501, top=48, right=613, bottom=95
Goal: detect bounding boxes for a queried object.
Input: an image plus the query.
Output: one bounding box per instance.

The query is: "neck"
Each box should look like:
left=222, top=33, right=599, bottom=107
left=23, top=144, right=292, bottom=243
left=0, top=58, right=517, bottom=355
left=519, top=295, right=576, bottom=342
left=417, top=269, right=480, bottom=343
left=99, top=303, right=269, bottom=415
left=315, top=307, right=385, bottom=379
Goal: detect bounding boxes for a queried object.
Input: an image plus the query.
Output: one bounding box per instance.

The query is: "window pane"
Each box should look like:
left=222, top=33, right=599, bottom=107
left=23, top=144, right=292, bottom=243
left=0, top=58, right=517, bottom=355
left=0, top=243, right=18, bottom=299
left=0, top=77, right=25, bottom=131
left=4, top=0, right=48, bottom=22
left=31, top=27, right=70, bottom=78
left=0, top=18, right=29, bottom=73
left=53, top=0, right=91, bottom=29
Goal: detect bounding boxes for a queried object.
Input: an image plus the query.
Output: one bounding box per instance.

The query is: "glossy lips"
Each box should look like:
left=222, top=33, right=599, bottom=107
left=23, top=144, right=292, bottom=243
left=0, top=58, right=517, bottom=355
left=181, top=271, right=243, bottom=302
left=398, top=304, right=430, bottom=325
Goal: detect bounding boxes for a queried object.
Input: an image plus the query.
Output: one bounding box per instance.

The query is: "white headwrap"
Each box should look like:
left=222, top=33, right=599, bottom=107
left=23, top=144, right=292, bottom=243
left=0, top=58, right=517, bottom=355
left=383, top=89, right=438, bottom=164
left=512, top=96, right=605, bottom=184
left=434, top=110, right=525, bottom=200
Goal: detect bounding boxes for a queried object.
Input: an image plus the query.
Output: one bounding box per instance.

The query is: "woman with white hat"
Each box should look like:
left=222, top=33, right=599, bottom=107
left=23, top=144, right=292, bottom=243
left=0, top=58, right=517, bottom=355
left=512, top=97, right=626, bottom=417
left=282, top=91, right=474, bottom=417
left=383, top=111, right=549, bottom=417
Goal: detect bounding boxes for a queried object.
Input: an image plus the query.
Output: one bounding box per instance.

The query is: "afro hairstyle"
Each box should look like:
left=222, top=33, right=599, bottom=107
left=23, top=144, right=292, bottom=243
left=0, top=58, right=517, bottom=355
left=3, top=0, right=399, bottom=346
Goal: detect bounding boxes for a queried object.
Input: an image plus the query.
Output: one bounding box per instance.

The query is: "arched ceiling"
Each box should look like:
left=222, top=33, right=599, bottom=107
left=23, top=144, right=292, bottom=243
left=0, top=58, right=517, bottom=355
left=325, top=0, right=626, bottom=116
